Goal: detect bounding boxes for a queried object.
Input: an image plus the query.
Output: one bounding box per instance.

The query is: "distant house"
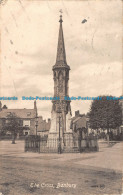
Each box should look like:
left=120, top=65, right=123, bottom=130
left=119, top=99, right=123, bottom=135
left=0, top=101, right=37, bottom=136
left=71, top=110, right=88, bottom=139
left=37, top=117, right=51, bottom=137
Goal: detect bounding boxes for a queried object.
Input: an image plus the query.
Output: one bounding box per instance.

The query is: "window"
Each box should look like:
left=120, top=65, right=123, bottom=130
left=7, top=112, right=11, bottom=115
left=27, top=112, right=31, bottom=116
left=6, top=119, right=9, bottom=124
left=23, top=120, right=30, bottom=127
left=121, top=127, right=123, bottom=133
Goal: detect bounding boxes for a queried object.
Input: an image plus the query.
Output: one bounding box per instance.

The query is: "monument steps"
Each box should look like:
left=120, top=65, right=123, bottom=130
left=62, top=146, right=79, bottom=153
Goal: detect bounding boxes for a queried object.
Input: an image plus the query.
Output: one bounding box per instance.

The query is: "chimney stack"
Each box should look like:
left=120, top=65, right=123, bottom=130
left=75, top=110, right=80, bottom=117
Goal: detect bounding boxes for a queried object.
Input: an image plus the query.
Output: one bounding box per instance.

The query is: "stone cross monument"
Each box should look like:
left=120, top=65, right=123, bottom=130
left=48, top=15, right=73, bottom=148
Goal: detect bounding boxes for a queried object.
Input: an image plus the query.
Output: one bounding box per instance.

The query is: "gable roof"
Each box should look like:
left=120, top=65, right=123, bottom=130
left=72, top=117, right=82, bottom=123
left=0, top=109, right=36, bottom=119
left=72, top=115, right=87, bottom=130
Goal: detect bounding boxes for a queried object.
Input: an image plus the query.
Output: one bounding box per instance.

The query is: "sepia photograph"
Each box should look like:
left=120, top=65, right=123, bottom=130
left=0, top=0, right=123, bottom=194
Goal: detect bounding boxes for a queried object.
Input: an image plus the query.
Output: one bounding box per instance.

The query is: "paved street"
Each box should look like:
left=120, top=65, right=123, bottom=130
left=0, top=140, right=122, bottom=195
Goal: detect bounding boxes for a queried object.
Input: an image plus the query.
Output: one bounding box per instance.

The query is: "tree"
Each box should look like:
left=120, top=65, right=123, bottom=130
left=2, top=112, right=23, bottom=144
left=89, top=96, right=122, bottom=133
left=2, top=105, right=8, bottom=109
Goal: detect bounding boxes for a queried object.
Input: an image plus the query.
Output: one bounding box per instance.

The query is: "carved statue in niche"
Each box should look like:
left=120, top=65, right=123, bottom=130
left=54, top=71, right=56, bottom=79
left=58, top=71, right=63, bottom=93
left=66, top=70, right=69, bottom=78
left=52, top=103, right=56, bottom=112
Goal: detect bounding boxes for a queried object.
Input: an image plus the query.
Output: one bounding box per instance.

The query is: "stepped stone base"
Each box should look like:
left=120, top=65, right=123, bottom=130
left=63, top=132, right=74, bottom=148
left=47, top=133, right=64, bottom=149
left=47, top=132, right=74, bottom=149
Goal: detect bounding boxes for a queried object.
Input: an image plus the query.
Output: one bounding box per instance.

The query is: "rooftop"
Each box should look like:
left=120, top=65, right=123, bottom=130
left=0, top=109, right=36, bottom=119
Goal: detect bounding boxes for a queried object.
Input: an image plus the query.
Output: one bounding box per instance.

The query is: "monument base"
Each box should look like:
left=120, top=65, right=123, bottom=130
left=47, top=132, right=74, bottom=149
left=63, top=132, right=74, bottom=148
left=47, top=133, right=64, bottom=149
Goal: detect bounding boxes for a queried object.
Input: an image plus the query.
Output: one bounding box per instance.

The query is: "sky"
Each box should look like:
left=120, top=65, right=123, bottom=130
left=0, top=0, right=122, bottom=120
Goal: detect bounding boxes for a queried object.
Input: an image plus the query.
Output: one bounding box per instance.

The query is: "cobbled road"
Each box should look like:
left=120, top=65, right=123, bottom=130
left=0, top=141, right=122, bottom=195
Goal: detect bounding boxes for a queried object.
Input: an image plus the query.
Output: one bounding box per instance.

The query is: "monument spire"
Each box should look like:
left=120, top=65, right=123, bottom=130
left=56, top=14, right=67, bottom=65
left=48, top=14, right=73, bottom=149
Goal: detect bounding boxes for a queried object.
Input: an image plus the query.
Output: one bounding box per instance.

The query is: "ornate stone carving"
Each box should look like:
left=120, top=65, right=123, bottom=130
left=58, top=72, right=63, bottom=93
left=48, top=15, right=73, bottom=147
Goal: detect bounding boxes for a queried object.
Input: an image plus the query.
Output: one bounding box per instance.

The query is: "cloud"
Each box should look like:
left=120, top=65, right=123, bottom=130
left=1, top=0, right=122, bottom=119
left=70, top=61, right=122, bottom=98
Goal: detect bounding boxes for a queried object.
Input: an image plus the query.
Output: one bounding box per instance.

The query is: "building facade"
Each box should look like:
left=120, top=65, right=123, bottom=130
left=119, top=99, right=123, bottom=135
left=37, top=117, right=51, bottom=137
left=0, top=101, right=37, bottom=136
left=71, top=111, right=88, bottom=139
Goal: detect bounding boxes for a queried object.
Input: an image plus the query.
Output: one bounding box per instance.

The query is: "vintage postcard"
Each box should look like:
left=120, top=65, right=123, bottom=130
left=0, top=0, right=123, bottom=195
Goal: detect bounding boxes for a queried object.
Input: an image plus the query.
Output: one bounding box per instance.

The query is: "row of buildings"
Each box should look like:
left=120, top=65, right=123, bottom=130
left=0, top=100, right=88, bottom=138
left=0, top=99, right=122, bottom=140
left=0, top=101, right=51, bottom=137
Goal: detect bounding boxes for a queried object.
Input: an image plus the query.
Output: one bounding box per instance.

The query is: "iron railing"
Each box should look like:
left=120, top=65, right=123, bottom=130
left=25, top=135, right=99, bottom=153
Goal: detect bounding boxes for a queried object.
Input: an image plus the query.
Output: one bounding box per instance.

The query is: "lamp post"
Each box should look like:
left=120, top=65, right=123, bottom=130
left=35, top=116, right=38, bottom=136
left=57, top=109, right=62, bottom=154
